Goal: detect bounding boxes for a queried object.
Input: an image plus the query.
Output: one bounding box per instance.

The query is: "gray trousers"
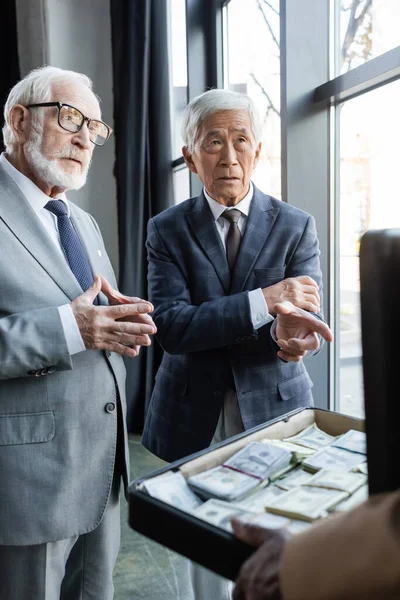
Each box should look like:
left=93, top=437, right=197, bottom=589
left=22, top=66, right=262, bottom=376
left=0, top=473, right=121, bottom=600
left=190, top=389, right=245, bottom=600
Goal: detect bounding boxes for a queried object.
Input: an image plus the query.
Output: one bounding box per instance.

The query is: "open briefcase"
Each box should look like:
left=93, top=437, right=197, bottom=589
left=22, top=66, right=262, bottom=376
left=128, top=406, right=364, bottom=581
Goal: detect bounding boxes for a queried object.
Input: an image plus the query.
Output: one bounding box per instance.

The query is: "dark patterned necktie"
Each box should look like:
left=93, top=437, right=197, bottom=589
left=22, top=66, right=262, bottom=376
left=222, top=208, right=242, bottom=271
left=45, top=199, right=94, bottom=293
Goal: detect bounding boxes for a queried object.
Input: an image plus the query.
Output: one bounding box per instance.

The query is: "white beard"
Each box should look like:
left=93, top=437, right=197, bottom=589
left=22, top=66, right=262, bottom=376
left=25, top=127, right=91, bottom=190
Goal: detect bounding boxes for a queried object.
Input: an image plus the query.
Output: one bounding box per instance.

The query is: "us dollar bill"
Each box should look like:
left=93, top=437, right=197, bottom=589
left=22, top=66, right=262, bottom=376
left=275, top=467, right=315, bottom=491
left=306, top=469, right=367, bottom=494
left=303, top=446, right=366, bottom=473
left=188, top=442, right=292, bottom=501
left=187, top=466, right=259, bottom=502
left=284, top=423, right=337, bottom=450
left=143, top=471, right=202, bottom=511
left=262, top=438, right=316, bottom=461
left=192, top=499, right=253, bottom=532
left=332, top=429, right=367, bottom=455
left=265, top=485, right=348, bottom=521
left=235, top=483, right=286, bottom=512
left=224, top=442, right=292, bottom=479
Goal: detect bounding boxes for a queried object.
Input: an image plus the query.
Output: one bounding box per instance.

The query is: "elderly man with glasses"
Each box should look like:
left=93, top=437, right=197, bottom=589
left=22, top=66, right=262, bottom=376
left=0, top=66, right=156, bottom=600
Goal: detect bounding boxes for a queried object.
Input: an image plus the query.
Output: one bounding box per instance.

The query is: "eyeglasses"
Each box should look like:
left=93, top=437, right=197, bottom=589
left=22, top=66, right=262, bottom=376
left=26, top=102, right=112, bottom=146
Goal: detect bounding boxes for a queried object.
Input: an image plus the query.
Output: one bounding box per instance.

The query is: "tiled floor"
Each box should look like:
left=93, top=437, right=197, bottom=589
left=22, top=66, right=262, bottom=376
left=114, top=436, right=194, bottom=600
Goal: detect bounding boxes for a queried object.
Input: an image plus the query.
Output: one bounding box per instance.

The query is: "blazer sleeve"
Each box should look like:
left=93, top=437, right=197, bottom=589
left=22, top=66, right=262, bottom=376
left=280, top=491, right=400, bottom=600
left=146, top=217, right=256, bottom=354
left=285, top=214, right=324, bottom=321
left=0, top=306, right=73, bottom=380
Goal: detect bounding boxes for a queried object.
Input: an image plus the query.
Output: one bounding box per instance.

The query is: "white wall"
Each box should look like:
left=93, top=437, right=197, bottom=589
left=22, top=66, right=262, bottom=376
left=22, top=0, right=119, bottom=274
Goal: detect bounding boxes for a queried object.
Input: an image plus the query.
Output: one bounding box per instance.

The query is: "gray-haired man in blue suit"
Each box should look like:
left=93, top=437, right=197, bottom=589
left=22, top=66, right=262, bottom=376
left=142, top=89, right=332, bottom=600
left=0, top=66, right=156, bottom=599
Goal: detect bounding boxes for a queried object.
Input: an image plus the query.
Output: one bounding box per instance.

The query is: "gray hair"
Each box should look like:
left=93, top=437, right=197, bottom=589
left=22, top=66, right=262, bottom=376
left=2, top=65, right=97, bottom=154
left=181, top=89, right=262, bottom=154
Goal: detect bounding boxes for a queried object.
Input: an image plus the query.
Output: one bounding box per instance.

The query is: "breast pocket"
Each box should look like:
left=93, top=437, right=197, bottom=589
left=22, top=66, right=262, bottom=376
left=253, top=267, right=286, bottom=287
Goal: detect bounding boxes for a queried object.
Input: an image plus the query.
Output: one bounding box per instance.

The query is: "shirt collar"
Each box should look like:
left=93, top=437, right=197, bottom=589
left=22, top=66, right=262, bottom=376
left=0, top=153, right=69, bottom=216
left=204, top=182, right=254, bottom=221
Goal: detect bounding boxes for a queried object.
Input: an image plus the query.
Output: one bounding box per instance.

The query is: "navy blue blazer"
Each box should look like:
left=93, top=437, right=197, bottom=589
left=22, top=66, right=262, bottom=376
left=142, top=185, right=324, bottom=462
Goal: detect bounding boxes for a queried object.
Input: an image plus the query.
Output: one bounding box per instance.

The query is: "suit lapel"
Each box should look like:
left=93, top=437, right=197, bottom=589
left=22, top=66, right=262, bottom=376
left=230, top=187, right=280, bottom=293
left=185, top=193, right=231, bottom=294
left=0, top=169, right=83, bottom=301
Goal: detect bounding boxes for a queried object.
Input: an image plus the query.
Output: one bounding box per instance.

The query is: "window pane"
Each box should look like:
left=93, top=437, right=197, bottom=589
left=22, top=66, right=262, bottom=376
left=338, top=79, right=400, bottom=417
left=169, top=0, right=188, bottom=158
left=224, top=0, right=281, bottom=198
left=339, top=0, right=400, bottom=74
left=173, top=167, right=190, bottom=204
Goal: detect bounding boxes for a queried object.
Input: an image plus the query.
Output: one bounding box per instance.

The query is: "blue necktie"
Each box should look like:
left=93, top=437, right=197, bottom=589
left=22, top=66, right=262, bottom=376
left=45, top=200, right=95, bottom=294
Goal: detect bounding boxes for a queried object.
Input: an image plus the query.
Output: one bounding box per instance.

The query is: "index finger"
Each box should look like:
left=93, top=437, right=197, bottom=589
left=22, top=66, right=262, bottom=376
left=274, top=303, right=333, bottom=343
left=106, top=303, right=154, bottom=318
left=99, top=275, right=154, bottom=309
left=309, top=319, right=333, bottom=343
left=112, top=294, right=154, bottom=311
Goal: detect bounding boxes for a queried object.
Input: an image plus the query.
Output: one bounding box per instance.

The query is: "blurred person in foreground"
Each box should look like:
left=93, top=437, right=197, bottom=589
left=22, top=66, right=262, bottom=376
left=0, top=65, right=156, bottom=600
left=231, top=489, right=400, bottom=600
left=142, top=88, right=332, bottom=600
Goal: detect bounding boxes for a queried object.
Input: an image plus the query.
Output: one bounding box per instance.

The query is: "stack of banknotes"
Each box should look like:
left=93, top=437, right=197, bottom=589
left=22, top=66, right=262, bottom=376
left=141, top=423, right=368, bottom=535
left=186, top=442, right=292, bottom=501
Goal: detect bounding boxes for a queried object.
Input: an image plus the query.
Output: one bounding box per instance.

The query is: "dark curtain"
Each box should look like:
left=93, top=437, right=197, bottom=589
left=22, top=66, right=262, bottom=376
left=1, top=0, right=20, bottom=150
left=111, top=0, right=174, bottom=432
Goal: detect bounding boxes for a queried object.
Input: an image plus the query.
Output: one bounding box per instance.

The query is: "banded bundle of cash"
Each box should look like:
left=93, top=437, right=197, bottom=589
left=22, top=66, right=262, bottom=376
left=192, top=499, right=255, bottom=532
left=274, top=467, right=315, bottom=491
left=303, top=446, right=365, bottom=473
left=192, top=499, right=312, bottom=535
left=265, top=485, right=348, bottom=521
left=263, top=439, right=316, bottom=462
left=306, top=469, right=367, bottom=494
left=332, top=429, right=367, bottom=455
left=142, top=471, right=202, bottom=511
left=284, top=423, right=337, bottom=450
left=187, top=442, right=292, bottom=501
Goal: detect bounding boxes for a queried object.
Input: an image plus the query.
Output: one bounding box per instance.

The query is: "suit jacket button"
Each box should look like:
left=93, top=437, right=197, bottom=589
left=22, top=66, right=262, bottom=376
left=105, top=350, right=112, bottom=358
left=105, top=402, right=116, bottom=413
left=213, top=390, right=222, bottom=397
left=42, top=366, right=55, bottom=375
left=28, top=370, right=37, bottom=376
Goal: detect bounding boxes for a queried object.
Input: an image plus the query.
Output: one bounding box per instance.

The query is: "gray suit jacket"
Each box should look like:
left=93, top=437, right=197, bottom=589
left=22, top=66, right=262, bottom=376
left=0, top=164, right=128, bottom=545
left=142, top=186, right=323, bottom=462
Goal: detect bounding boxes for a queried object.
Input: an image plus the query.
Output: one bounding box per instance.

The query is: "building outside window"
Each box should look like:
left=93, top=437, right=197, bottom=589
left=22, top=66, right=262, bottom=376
left=223, top=0, right=281, bottom=199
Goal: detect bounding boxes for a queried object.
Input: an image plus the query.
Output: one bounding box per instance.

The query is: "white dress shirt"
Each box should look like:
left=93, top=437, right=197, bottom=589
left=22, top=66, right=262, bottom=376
left=203, top=183, right=273, bottom=330
left=0, top=153, right=85, bottom=355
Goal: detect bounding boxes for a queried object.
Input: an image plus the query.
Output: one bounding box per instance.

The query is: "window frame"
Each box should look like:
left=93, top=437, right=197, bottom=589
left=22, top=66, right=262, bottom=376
left=169, top=0, right=400, bottom=412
